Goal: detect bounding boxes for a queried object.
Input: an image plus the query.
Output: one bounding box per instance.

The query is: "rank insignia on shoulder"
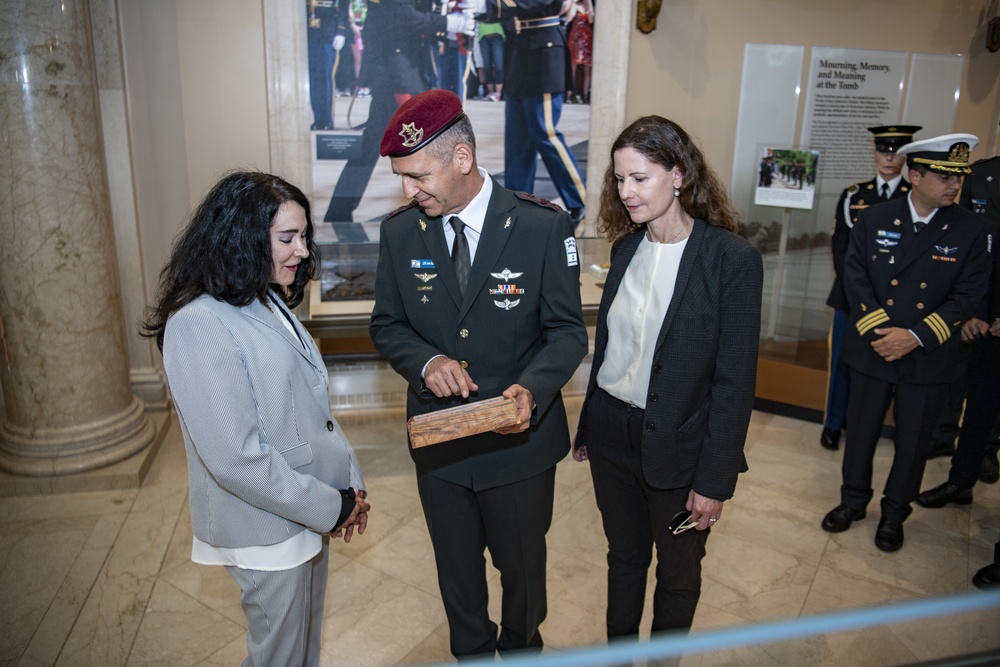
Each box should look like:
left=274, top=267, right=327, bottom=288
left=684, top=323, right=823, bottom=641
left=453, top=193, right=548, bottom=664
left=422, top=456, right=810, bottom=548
left=514, top=191, right=561, bottom=211
left=847, top=184, right=860, bottom=195
left=383, top=201, right=419, bottom=220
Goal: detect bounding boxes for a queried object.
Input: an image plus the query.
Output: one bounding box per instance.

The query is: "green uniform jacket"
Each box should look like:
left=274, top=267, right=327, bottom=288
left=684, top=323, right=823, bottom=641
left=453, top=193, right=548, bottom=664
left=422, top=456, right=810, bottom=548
left=370, top=180, right=588, bottom=490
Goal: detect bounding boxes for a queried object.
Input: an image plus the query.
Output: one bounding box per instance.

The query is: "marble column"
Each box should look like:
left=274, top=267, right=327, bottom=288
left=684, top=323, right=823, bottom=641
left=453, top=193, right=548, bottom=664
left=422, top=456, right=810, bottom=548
left=0, top=0, right=155, bottom=476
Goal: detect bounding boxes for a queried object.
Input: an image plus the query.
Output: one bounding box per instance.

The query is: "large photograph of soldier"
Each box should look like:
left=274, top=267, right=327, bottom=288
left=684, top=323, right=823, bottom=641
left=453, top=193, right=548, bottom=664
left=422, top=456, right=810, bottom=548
left=306, top=1, right=593, bottom=249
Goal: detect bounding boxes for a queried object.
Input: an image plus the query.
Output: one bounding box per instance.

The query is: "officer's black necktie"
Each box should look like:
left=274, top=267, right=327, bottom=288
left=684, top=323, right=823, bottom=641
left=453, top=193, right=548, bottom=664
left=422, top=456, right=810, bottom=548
left=880, top=183, right=890, bottom=200
left=914, top=220, right=927, bottom=234
left=450, top=217, right=471, bottom=295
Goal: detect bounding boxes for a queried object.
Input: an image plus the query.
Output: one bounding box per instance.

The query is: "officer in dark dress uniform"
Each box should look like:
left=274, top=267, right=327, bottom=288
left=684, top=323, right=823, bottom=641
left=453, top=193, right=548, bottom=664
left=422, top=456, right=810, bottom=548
left=821, top=134, right=992, bottom=552
left=821, top=125, right=921, bottom=450
left=469, top=0, right=587, bottom=225
left=917, top=151, right=1000, bottom=504
left=307, top=0, right=349, bottom=131
left=917, top=148, right=1000, bottom=589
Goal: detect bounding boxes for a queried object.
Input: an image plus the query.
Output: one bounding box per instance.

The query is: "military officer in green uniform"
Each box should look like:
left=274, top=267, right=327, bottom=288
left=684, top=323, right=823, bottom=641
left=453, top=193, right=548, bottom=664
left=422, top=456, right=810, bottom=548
left=370, top=89, right=587, bottom=659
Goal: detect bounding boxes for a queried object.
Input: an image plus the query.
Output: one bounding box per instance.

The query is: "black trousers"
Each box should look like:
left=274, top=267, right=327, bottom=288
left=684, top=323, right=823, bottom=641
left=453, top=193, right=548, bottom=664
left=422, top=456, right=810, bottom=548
left=585, top=388, right=709, bottom=637
left=417, top=466, right=555, bottom=660
left=841, top=368, right=949, bottom=521
left=948, top=336, right=1000, bottom=489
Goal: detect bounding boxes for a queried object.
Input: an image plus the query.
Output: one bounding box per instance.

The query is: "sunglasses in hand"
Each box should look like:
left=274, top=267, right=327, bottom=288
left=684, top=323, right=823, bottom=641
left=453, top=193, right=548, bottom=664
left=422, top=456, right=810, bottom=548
left=669, top=510, right=699, bottom=535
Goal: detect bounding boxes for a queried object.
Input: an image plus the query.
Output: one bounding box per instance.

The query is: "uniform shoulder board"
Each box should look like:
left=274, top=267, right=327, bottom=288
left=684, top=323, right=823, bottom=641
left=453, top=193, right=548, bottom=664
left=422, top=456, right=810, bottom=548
left=846, top=183, right=861, bottom=195
left=514, top=191, right=563, bottom=212
left=382, top=201, right=420, bottom=220
left=970, top=155, right=1000, bottom=169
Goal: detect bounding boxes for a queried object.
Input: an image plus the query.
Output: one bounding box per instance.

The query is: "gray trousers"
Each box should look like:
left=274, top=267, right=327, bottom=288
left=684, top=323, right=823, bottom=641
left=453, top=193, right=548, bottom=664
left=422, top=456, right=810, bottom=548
left=226, top=537, right=330, bottom=667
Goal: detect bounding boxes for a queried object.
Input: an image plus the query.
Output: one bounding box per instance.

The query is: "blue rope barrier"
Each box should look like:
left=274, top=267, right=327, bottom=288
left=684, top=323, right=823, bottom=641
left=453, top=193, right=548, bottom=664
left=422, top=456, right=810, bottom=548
left=427, top=590, right=1000, bottom=667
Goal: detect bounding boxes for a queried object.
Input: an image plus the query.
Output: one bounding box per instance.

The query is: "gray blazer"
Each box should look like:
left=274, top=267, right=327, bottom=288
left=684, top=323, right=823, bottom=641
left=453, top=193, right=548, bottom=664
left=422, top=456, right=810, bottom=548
left=164, top=293, right=364, bottom=549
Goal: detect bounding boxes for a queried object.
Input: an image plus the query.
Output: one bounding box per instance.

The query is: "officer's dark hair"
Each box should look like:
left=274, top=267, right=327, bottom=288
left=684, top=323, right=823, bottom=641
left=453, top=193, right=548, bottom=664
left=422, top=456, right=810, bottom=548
left=597, top=115, right=741, bottom=242
left=140, top=171, right=319, bottom=350
left=427, top=114, right=477, bottom=163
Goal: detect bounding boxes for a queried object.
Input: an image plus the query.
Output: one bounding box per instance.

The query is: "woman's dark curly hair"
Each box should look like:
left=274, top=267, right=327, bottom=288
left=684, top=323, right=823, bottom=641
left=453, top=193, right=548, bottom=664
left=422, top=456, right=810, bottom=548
left=141, top=171, right=319, bottom=349
left=597, top=115, right=741, bottom=243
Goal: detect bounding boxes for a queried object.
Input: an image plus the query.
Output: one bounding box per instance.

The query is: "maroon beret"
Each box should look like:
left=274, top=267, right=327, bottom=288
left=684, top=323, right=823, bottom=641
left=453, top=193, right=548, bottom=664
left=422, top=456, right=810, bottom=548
left=380, top=89, right=466, bottom=157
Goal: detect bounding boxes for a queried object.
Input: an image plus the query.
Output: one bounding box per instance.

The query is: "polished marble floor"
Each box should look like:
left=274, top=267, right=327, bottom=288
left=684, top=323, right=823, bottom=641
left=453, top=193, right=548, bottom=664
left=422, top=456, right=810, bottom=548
left=3, top=393, right=999, bottom=666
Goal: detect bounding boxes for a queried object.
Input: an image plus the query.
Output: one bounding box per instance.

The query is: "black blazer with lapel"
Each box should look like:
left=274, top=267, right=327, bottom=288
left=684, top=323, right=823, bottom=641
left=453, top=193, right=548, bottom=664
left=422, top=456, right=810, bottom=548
left=842, top=196, right=991, bottom=385
left=575, top=220, right=763, bottom=501
left=370, top=180, right=588, bottom=490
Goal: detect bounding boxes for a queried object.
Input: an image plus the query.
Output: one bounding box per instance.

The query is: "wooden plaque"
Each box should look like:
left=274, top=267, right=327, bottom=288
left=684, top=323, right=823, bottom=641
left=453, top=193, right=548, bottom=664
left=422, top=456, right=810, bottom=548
left=407, top=397, right=520, bottom=448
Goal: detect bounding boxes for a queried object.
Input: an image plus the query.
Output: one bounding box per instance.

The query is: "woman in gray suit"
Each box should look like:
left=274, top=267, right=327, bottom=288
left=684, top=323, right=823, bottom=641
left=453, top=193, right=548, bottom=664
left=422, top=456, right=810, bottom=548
left=573, top=117, right=762, bottom=637
left=142, top=172, right=369, bottom=666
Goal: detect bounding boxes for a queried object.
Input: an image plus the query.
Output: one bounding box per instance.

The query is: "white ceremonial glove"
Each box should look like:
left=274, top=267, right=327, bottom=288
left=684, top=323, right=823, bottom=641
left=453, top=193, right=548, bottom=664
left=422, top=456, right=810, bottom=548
left=445, top=12, right=476, bottom=36
left=460, top=0, right=486, bottom=14
left=333, top=34, right=346, bottom=50
left=461, top=8, right=478, bottom=35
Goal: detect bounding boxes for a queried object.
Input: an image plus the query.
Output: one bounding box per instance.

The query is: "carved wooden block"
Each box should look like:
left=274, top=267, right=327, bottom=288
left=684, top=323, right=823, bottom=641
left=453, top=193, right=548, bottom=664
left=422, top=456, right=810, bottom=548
left=407, top=396, right=520, bottom=448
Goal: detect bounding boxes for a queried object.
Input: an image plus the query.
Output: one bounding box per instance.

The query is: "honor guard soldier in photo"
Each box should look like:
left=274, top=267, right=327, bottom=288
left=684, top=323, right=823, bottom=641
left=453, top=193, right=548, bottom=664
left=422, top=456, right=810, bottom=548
left=464, top=0, right=588, bottom=228
left=821, top=125, right=921, bottom=451
left=821, top=133, right=992, bottom=552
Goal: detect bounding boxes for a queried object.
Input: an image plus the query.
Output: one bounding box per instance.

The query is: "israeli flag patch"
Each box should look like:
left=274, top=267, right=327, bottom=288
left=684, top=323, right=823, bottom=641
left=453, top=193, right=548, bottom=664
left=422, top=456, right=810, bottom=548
left=564, top=237, right=578, bottom=267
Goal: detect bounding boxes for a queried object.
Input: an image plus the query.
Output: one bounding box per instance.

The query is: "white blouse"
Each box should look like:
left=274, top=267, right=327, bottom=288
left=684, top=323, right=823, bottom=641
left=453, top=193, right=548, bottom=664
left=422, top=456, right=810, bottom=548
left=597, top=234, right=688, bottom=409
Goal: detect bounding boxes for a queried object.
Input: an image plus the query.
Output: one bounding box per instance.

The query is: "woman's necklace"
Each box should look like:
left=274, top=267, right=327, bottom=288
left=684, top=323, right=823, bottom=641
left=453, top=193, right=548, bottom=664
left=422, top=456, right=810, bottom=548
left=648, top=222, right=689, bottom=244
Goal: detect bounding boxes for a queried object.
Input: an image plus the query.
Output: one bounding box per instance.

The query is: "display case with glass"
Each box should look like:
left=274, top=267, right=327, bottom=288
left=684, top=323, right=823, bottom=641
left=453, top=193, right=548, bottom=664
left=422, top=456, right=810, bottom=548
left=299, top=223, right=610, bottom=342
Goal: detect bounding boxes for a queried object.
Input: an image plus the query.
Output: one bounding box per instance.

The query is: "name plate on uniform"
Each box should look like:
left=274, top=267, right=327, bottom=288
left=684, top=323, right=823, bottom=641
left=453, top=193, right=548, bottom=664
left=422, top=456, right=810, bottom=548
left=407, top=397, right=520, bottom=448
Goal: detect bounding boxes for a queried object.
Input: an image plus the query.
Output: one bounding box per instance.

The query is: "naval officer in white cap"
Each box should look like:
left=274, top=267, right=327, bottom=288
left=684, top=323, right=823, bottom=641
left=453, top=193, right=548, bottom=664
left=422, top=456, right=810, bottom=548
left=821, top=133, right=992, bottom=552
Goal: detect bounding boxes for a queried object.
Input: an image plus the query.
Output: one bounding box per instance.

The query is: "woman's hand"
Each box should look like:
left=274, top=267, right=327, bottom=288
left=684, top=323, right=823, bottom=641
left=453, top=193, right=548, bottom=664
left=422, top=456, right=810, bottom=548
left=333, top=492, right=370, bottom=543
left=686, top=489, right=723, bottom=531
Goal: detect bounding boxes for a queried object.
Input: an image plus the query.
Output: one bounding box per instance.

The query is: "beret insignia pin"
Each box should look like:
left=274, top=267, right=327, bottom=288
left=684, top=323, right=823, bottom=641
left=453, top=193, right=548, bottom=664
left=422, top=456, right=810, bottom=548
left=399, top=122, right=424, bottom=148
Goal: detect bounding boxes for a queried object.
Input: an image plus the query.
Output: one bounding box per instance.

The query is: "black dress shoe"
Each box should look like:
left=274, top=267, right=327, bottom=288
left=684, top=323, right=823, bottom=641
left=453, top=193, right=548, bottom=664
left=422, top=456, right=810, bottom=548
left=972, top=563, right=1000, bottom=590
left=979, top=446, right=999, bottom=484
left=820, top=428, right=842, bottom=450
left=875, top=518, right=904, bottom=552
left=926, top=439, right=956, bottom=459
left=916, top=482, right=973, bottom=508
left=821, top=505, right=866, bottom=533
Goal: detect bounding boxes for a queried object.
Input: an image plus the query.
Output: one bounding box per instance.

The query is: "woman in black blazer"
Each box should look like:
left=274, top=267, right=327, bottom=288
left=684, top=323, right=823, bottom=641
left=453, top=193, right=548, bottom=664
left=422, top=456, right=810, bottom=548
left=573, top=117, right=762, bottom=637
